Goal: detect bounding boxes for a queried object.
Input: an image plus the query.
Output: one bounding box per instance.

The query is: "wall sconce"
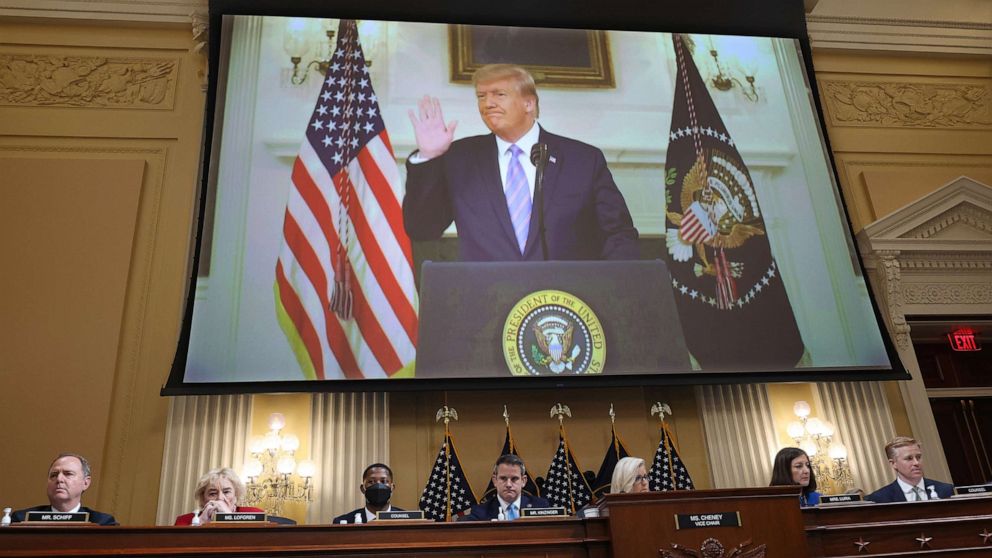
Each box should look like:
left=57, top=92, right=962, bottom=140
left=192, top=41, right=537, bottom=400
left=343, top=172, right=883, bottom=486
left=786, top=401, right=854, bottom=494
left=283, top=18, right=376, bottom=86
left=243, top=413, right=315, bottom=515
left=706, top=38, right=759, bottom=102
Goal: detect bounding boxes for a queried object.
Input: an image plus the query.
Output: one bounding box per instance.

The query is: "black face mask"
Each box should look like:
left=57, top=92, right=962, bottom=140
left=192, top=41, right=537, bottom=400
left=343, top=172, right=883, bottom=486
left=364, top=483, right=392, bottom=507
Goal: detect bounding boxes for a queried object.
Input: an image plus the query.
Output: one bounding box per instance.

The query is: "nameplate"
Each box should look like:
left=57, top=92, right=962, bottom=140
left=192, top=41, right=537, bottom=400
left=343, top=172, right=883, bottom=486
left=214, top=512, right=267, bottom=523
left=25, top=511, right=89, bottom=523
left=520, top=507, right=567, bottom=518
left=821, top=494, right=863, bottom=504
left=954, top=484, right=992, bottom=495
left=675, top=512, right=741, bottom=529
left=376, top=510, right=425, bottom=520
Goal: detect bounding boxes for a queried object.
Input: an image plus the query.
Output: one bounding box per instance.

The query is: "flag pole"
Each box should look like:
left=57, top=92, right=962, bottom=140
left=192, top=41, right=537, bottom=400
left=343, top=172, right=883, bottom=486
left=551, top=403, right=575, bottom=513
left=436, top=405, right=458, bottom=521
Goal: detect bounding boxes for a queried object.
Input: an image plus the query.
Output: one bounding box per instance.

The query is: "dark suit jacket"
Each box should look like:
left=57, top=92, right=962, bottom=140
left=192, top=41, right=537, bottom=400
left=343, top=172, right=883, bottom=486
left=332, top=505, right=404, bottom=524
left=12, top=504, right=118, bottom=526
left=404, top=128, right=639, bottom=261
left=463, top=494, right=552, bottom=521
left=866, top=478, right=955, bottom=503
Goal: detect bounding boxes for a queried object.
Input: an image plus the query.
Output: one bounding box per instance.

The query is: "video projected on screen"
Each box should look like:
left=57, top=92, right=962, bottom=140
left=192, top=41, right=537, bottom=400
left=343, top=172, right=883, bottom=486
left=174, top=14, right=895, bottom=387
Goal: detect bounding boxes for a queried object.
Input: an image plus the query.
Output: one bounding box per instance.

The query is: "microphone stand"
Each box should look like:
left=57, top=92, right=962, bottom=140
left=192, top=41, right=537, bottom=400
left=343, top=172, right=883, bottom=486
left=530, top=143, right=549, bottom=260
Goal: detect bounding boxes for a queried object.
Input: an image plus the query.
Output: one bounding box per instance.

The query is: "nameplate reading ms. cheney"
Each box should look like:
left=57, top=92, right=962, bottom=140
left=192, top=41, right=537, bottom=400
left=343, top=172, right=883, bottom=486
left=503, top=290, right=605, bottom=376
left=675, top=512, right=741, bottom=529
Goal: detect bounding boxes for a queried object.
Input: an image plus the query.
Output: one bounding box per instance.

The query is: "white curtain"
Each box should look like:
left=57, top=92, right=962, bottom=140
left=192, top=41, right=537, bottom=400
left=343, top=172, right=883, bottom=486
left=307, top=392, right=389, bottom=524
left=698, top=384, right=778, bottom=488
left=156, top=394, right=253, bottom=525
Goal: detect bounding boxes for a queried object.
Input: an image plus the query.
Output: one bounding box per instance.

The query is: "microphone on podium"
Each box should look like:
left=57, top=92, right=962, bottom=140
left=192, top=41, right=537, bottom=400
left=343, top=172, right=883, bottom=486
left=530, top=143, right=550, bottom=260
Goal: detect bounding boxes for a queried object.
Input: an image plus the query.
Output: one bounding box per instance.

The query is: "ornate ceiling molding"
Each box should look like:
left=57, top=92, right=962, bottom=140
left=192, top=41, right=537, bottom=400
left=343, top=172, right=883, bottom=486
left=0, top=0, right=206, bottom=24
left=820, top=80, right=992, bottom=129
left=806, top=13, right=992, bottom=55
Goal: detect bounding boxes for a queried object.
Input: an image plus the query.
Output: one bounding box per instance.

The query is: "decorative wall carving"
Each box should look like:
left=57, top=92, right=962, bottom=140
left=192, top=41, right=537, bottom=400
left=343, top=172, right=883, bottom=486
left=877, top=251, right=911, bottom=350
left=899, top=254, right=992, bottom=270
left=821, top=80, right=991, bottom=128
left=661, top=537, right=766, bottom=558
left=903, top=282, right=992, bottom=304
left=0, top=54, right=178, bottom=108
left=904, top=204, right=992, bottom=239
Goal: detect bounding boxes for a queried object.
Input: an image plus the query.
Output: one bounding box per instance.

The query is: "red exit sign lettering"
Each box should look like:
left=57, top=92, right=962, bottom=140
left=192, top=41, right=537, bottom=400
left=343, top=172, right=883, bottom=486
left=947, top=330, right=981, bottom=352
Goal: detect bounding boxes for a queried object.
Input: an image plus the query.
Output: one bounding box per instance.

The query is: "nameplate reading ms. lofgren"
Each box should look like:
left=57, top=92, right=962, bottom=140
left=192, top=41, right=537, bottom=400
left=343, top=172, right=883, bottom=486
left=377, top=510, right=426, bottom=520
left=675, top=512, right=741, bottom=529
left=520, top=507, right=567, bottom=518
left=214, top=512, right=267, bottom=522
left=25, top=511, right=90, bottom=523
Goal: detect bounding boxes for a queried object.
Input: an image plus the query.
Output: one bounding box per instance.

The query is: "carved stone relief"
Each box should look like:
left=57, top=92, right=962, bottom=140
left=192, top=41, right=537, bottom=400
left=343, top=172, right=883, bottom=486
left=903, top=204, right=992, bottom=239
left=821, top=80, right=991, bottom=128
left=0, top=54, right=178, bottom=108
left=903, top=283, right=992, bottom=305
left=660, top=537, right=766, bottom=558
left=877, top=251, right=912, bottom=350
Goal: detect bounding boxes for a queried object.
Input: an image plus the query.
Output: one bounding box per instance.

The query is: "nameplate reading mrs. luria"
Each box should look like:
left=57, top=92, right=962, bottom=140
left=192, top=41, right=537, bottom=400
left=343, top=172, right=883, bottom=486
left=675, top=512, right=741, bottom=529
left=25, top=511, right=90, bottom=523
left=377, top=510, right=426, bottom=520
left=821, top=494, right=864, bottom=504
left=954, top=484, right=992, bottom=496
left=214, top=512, right=267, bottom=522
left=521, top=507, right=567, bottom=518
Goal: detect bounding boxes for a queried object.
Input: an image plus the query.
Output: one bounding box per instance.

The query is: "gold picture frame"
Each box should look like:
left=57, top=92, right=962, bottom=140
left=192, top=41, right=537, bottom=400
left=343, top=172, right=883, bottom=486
left=449, top=25, right=614, bottom=89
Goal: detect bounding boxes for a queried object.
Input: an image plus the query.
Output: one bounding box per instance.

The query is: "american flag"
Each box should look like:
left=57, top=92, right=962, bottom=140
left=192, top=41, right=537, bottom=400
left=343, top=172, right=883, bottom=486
left=543, top=427, right=593, bottom=513
left=418, top=432, right=478, bottom=521
left=649, top=421, right=695, bottom=491
left=592, top=424, right=630, bottom=500
left=274, top=19, right=417, bottom=379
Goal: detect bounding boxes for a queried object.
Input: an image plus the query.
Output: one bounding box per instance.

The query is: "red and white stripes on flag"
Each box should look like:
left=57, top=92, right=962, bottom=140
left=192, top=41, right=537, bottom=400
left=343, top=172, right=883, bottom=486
left=275, top=20, right=417, bottom=379
left=678, top=201, right=716, bottom=244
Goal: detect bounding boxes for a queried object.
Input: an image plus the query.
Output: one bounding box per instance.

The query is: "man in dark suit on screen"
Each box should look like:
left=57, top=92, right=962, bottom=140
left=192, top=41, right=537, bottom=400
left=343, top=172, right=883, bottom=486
left=866, top=436, right=954, bottom=503
left=404, top=64, right=639, bottom=262
left=465, top=454, right=550, bottom=521
left=11, top=453, right=117, bottom=525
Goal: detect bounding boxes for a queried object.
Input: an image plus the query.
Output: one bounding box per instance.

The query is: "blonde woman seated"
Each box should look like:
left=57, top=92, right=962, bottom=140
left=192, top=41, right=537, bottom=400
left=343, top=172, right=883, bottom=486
left=611, top=457, right=650, bottom=494
left=174, top=468, right=264, bottom=525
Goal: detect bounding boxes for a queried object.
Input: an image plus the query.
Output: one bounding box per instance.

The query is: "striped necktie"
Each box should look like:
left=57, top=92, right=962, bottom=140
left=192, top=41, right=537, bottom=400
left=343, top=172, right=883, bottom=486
left=504, top=144, right=531, bottom=254
left=911, top=486, right=925, bottom=501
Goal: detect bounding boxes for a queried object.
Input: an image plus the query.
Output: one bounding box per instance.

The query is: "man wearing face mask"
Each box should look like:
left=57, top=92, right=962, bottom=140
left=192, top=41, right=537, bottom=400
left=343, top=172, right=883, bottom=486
left=332, top=463, right=402, bottom=523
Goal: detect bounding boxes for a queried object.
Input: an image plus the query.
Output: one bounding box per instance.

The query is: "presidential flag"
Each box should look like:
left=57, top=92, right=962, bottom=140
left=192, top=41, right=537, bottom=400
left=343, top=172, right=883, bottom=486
left=543, top=426, right=594, bottom=513
left=592, top=423, right=631, bottom=499
left=275, top=19, right=417, bottom=379
left=480, top=425, right=541, bottom=503
left=662, top=34, right=805, bottom=370
left=649, top=420, right=694, bottom=491
left=418, top=431, right=478, bottom=521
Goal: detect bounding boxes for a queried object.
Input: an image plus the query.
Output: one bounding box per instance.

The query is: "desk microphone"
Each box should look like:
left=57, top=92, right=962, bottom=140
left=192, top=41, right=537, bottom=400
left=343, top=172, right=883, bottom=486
left=530, top=143, right=550, bottom=260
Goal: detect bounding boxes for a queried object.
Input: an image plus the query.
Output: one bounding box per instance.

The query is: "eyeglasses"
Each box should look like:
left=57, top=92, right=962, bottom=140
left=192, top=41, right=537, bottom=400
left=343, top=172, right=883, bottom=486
left=634, top=475, right=649, bottom=483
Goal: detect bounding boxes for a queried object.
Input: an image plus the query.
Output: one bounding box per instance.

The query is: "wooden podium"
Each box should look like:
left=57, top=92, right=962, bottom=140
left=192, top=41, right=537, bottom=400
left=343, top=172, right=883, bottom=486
left=599, top=486, right=810, bottom=557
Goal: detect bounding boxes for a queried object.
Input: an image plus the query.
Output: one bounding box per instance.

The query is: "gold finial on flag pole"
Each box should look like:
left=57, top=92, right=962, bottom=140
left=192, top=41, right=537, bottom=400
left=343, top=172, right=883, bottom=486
left=435, top=405, right=458, bottom=426
left=651, top=402, right=672, bottom=424
left=503, top=405, right=510, bottom=427
left=550, top=403, right=571, bottom=426
left=608, top=403, right=616, bottom=424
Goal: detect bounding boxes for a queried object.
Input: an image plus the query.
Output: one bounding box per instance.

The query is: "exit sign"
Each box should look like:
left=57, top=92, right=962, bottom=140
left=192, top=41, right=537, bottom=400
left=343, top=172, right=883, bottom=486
left=948, top=330, right=981, bottom=352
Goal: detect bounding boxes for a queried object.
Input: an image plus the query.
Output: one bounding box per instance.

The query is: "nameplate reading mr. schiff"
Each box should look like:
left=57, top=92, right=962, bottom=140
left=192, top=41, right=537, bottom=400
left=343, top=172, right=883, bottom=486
left=520, top=507, right=567, bottom=518
left=214, top=512, right=267, bottom=523
left=377, top=510, right=426, bottom=520
left=25, top=511, right=90, bottom=523
left=675, top=512, right=741, bottom=529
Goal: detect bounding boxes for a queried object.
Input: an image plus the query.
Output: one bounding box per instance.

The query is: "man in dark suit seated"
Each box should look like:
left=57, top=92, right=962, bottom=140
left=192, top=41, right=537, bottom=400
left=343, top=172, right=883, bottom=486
left=866, top=436, right=954, bottom=503
left=404, top=63, right=639, bottom=262
left=11, top=453, right=117, bottom=525
left=332, top=463, right=403, bottom=523
left=465, top=454, right=550, bottom=521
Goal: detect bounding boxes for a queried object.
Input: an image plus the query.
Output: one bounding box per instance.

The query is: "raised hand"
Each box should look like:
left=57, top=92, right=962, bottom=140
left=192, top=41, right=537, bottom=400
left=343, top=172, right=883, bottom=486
left=408, top=95, right=458, bottom=159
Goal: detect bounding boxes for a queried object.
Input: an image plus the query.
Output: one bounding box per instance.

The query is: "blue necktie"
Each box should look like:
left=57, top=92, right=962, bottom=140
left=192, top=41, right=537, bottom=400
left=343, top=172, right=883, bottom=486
left=504, top=144, right=531, bottom=254
left=506, top=504, right=518, bottom=520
